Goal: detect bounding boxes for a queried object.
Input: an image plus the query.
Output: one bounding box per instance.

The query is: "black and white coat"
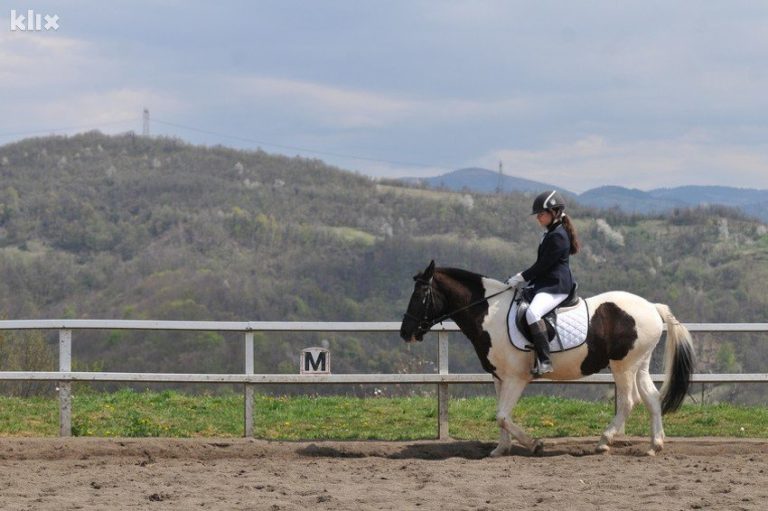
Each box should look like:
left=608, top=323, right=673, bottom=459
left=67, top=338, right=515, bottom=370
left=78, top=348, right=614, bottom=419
left=401, top=263, right=695, bottom=457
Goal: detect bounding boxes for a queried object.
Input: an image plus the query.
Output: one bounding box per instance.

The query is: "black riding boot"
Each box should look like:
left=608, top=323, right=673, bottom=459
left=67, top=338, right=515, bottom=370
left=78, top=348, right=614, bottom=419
left=529, top=320, right=553, bottom=377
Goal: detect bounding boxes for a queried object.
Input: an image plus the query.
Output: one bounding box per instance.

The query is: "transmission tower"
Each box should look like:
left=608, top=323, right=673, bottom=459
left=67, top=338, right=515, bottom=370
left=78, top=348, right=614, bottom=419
left=495, top=160, right=504, bottom=194
left=142, top=108, right=150, bottom=136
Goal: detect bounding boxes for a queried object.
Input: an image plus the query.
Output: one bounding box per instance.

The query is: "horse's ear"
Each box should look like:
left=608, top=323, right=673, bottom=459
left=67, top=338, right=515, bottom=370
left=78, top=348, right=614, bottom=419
left=424, top=260, right=435, bottom=279
left=414, top=260, right=436, bottom=282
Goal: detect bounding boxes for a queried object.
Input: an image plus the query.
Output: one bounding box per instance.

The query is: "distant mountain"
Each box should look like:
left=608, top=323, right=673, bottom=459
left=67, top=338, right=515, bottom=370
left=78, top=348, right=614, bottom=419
left=650, top=186, right=768, bottom=208
left=401, top=167, right=574, bottom=195
left=407, top=169, right=768, bottom=222
left=579, top=185, right=768, bottom=221
left=578, top=186, right=685, bottom=212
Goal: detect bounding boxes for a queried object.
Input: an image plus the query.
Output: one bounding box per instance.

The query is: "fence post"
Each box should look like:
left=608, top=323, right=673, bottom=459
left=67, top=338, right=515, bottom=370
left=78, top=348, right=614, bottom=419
left=59, top=329, right=72, bottom=437
left=437, top=329, right=449, bottom=440
left=244, top=332, right=254, bottom=437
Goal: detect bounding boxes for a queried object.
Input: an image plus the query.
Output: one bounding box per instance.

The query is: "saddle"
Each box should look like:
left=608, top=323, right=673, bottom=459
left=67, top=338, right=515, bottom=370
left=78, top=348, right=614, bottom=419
left=514, top=283, right=580, bottom=346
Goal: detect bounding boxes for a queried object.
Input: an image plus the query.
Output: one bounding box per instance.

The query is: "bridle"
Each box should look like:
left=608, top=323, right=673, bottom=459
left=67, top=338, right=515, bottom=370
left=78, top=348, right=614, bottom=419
left=403, top=277, right=516, bottom=337
left=402, top=277, right=439, bottom=336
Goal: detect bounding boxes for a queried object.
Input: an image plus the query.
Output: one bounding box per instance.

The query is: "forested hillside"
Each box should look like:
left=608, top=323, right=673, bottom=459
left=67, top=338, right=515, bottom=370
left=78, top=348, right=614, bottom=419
left=0, top=132, right=766, bottom=400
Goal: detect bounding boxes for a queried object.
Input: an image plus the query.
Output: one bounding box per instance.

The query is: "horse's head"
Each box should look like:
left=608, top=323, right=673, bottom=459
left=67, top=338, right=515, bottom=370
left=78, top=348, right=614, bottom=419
left=400, top=260, right=444, bottom=343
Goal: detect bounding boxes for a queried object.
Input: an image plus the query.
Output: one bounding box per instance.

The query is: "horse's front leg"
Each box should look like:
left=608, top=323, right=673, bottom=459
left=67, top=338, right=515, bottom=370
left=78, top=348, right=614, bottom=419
left=490, top=376, right=541, bottom=457
left=491, top=379, right=512, bottom=456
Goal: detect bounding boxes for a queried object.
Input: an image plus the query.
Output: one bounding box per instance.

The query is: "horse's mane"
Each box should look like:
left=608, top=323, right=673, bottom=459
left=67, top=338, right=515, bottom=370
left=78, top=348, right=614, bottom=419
left=436, top=266, right=506, bottom=294
left=436, top=267, right=485, bottom=282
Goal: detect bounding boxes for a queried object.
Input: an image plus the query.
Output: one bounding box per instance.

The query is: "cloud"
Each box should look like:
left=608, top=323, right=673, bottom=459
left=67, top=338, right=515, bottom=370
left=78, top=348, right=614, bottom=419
left=0, top=31, right=187, bottom=136
left=0, top=32, right=95, bottom=89
left=30, top=88, right=184, bottom=126
left=482, top=135, right=768, bottom=192
left=223, top=75, right=534, bottom=130
left=223, top=76, right=413, bottom=128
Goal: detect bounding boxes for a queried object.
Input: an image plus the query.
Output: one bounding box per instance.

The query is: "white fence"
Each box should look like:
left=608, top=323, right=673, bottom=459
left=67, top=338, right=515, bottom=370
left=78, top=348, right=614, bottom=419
left=1, top=320, right=767, bottom=439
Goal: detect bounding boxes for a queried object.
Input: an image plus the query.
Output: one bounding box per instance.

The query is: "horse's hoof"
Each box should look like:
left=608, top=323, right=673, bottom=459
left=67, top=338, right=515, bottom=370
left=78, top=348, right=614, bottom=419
left=532, top=440, right=544, bottom=456
left=595, top=444, right=610, bottom=454
left=489, top=446, right=508, bottom=458
left=648, top=442, right=663, bottom=456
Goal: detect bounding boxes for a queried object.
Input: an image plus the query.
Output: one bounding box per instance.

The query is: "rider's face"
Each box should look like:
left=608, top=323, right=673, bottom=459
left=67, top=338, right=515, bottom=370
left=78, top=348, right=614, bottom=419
left=536, top=210, right=552, bottom=228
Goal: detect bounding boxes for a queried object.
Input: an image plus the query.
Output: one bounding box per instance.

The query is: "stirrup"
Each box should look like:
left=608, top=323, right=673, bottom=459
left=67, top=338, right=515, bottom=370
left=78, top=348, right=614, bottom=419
left=531, top=359, right=553, bottom=378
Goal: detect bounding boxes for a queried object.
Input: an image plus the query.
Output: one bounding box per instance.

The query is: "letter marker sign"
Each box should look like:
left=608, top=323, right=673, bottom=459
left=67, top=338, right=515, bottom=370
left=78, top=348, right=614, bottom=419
left=300, top=347, right=330, bottom=374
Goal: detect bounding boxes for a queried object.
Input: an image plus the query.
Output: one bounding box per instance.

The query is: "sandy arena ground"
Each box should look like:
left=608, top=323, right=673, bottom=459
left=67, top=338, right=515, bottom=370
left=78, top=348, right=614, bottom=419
left=0, top=437, right=766, bottom=510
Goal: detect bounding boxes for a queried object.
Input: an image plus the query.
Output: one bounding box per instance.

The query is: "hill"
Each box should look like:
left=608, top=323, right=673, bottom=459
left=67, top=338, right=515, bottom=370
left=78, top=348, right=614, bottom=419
left=578, top=185, right=684, bottom=212
left=580, top=185, right=768, bottom=221
left=400, top=167, right=574, bottom=195
left=407, top=168, right=768, bottom=221
left=0, top=133, right=766, bottom=401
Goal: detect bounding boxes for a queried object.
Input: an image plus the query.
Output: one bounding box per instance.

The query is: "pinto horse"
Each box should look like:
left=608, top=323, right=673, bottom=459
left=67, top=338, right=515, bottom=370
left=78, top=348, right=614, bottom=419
left=400, top=261, right=695, bottom=457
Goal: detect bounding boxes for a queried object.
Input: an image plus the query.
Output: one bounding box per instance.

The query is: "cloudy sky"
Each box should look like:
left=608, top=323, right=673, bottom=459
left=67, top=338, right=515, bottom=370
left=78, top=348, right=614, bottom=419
left=2, top=1, right=768, bottom=192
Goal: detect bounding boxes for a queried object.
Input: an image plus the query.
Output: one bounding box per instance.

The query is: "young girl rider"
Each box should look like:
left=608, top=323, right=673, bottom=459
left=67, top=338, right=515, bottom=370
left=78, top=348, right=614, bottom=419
left=507, top=190, right=580, bottom=377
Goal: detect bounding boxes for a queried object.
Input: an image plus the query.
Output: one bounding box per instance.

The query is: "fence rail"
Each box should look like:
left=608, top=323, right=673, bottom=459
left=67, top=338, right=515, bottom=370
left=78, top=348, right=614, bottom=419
left=1, top=320, right=766, bottom=438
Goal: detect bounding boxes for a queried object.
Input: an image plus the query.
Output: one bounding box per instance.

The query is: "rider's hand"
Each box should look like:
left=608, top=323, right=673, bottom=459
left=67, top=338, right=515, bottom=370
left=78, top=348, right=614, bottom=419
left=505, top=273, right=525, bottom=287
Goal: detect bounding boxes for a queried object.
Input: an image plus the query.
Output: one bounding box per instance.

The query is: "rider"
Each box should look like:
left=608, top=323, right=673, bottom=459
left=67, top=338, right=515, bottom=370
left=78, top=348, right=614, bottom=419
left=507, top=190, right=580, bottom=377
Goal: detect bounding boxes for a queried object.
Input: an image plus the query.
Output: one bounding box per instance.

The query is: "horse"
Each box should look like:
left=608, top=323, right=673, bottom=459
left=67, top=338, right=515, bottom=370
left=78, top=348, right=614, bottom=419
left=399, top=261, right=695, bottom=457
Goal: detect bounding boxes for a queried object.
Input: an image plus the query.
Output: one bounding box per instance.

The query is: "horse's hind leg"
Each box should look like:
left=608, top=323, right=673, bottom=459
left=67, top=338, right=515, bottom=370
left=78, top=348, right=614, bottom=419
left=597, top=366, right=636, bottom=453
left=618, top=377, right=642, bottom=436
left=491, top=377, right=540, bottom=457
left=636, top=353, right=664, bottom=455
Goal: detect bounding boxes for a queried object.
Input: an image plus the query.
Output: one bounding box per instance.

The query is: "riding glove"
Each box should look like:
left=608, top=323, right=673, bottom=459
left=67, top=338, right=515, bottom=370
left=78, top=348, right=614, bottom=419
left=505, top=272, right=526, bottom=287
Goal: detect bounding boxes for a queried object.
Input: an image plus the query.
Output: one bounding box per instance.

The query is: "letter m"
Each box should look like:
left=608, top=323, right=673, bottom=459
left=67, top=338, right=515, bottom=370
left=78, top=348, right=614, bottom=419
left=304, top=351, right=327, bottom=372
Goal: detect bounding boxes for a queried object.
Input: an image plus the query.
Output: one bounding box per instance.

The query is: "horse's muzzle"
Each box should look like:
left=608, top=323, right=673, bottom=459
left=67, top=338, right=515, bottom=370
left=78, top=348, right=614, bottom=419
left=403, top=331, right=425, bottom=343
left=401, top=313, right=428, bottom=343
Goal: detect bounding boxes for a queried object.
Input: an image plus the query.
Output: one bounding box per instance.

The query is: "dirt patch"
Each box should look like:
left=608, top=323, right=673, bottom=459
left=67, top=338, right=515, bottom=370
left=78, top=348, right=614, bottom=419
left=0, top=437, right=766, bottom=510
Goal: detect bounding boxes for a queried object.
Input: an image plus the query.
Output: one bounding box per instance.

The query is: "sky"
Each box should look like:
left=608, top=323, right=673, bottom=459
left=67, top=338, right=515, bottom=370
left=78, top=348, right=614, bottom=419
left=2, top=1, right=768, bottom=193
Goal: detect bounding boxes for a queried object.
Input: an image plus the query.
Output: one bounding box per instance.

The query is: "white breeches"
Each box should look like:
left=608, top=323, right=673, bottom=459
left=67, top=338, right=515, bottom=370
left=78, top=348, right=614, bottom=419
left=525, top=292, right=568, bottom=325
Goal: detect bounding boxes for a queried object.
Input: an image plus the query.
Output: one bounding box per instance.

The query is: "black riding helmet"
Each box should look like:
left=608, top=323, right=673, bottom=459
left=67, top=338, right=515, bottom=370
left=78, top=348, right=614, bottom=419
left=531, top=190, right=566, bottom=215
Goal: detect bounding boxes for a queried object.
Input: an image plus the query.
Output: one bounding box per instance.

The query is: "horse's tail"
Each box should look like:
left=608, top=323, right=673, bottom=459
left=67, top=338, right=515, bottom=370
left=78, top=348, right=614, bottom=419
left=655, top=303, right=695, bottom=414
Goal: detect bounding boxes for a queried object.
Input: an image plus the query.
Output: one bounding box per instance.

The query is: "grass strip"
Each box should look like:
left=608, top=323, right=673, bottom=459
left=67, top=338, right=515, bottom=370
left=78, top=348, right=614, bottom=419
left=0, top=390, right=765, bottom=440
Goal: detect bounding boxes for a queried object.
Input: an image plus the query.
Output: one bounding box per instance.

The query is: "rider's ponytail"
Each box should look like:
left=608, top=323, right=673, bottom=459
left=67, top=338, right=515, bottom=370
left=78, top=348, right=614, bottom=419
left=560, top=214, right=580, bottom=255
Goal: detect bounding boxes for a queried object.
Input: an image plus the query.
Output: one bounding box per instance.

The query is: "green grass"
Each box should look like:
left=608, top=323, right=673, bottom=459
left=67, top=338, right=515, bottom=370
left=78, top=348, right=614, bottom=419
left=321, top=226, right=377, bottom=246
left=0, top=391, right=766, bottom=439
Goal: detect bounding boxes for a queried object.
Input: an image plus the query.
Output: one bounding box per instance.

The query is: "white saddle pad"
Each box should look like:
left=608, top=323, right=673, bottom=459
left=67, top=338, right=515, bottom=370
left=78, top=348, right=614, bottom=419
left=507, top=298, right=590, bottom=352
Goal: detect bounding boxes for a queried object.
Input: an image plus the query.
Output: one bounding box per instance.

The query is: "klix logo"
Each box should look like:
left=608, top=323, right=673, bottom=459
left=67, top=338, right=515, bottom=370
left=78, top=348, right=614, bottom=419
left=9, top=9, right=60, bottom=31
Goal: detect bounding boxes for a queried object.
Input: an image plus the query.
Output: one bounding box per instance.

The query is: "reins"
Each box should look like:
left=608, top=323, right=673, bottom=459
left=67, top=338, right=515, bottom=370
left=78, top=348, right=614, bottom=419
left=429, top=287, right=515, bottom=327
left=405, top=280, right=517, bottom=334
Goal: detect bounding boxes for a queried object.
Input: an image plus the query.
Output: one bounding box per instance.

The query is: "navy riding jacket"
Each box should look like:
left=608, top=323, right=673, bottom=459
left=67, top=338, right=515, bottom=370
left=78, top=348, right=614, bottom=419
left=521, top=221, right=574, bottom=295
